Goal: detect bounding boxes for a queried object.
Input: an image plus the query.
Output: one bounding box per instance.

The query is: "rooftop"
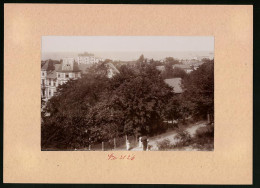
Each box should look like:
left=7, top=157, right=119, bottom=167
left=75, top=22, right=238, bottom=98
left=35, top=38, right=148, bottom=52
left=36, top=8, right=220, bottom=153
left=164, top=78, right=183, bottom=94
left=106, top=63, right=120, bottom=74
left=173, top=64, right=192, bottom=70
left=156, top=66, right=165, bottom=72
left=56, top=61, right=81, bottom=72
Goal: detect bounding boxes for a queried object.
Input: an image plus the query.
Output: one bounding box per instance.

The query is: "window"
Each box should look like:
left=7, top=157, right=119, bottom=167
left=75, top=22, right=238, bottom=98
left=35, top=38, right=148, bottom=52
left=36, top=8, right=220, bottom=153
left=69, top=73, right=75, bottom=78
left=49, top=91, right=51, bottom=96
left=66, top=74, right=69, bottom=78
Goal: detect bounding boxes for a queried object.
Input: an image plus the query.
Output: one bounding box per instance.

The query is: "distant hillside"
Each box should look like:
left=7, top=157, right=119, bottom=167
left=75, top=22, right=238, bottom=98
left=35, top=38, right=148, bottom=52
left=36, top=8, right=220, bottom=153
left=42, top=51, right=214, bottom=62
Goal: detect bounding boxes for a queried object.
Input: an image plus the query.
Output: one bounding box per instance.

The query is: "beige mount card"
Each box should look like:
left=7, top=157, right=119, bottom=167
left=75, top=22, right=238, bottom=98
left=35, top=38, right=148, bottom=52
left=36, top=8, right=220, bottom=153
left=4, top=4, right=252, bottom=184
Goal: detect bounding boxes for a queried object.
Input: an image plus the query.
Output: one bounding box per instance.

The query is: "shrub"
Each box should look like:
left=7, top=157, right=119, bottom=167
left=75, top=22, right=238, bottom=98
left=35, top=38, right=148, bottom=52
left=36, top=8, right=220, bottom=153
left=195, top=124, right=214, bottom=139
left=192, top=124, right=214, bottom=150
left=175, top=130, right=192, bottom=147
left=156, top=139, right=173, bottom=150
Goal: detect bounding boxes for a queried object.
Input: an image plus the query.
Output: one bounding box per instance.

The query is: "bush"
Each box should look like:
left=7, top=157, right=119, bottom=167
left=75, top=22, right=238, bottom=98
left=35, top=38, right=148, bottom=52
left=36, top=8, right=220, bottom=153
left=156, top=130, right=192, bottom=150
left=156, top=124, right=214, bottom=151
left=175, top=130, right=192, bottom=147
left=194, top=124, right=214, bottom=139
left=156, top=139, right=173, bottom=150
left=192, top=124, right=214, bottom=150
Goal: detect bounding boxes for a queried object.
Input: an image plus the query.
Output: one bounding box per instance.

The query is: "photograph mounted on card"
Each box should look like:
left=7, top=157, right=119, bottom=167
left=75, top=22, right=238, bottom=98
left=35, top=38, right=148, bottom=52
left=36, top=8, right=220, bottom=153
left=41, top=36, right=214, bottom=152
left=4, top=4, right=252, bottom=184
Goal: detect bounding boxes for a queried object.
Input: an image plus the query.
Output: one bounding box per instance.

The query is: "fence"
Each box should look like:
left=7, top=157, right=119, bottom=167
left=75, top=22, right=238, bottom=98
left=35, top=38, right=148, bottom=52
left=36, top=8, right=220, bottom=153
left=90, top=135, right=138, bottom=151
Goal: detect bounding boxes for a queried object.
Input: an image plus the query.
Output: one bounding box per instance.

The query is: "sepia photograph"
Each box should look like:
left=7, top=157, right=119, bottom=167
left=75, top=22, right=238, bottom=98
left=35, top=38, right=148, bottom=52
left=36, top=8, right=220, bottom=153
left=3, top=3, right=254, bottom=184
left=41, top=36, right=214, bottom=151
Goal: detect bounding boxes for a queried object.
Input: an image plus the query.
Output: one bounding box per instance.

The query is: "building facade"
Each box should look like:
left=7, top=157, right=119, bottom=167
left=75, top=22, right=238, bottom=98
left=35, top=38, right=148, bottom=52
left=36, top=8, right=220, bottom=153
left=41, top=58, right=120, bottom=100
left=41, top=58, right=81, bottom=100
left=77, top=56, right=104, bottom=65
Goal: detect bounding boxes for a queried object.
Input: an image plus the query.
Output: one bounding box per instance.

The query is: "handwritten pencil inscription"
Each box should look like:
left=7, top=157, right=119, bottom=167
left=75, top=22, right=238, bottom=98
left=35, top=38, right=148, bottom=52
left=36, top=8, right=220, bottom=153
left=107, top=153, right=135, bottom=161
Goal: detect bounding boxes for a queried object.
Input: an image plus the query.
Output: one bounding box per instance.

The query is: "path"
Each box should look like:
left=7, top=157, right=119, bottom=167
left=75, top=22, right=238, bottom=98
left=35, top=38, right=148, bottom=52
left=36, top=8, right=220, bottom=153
left=131, top=121, right=207, bottom=151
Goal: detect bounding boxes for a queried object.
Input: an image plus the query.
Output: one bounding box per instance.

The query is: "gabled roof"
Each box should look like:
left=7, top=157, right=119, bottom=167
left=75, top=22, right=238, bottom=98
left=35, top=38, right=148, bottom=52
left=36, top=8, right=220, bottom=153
left=46, top=64, right=61, bottom=79
left=41, top=59, right=60, bottom=71
left=106, top=63, right=120, bottom=74
left=164, top=78, right=183, bottom=93
left=43, top=63, right=61, bottom=79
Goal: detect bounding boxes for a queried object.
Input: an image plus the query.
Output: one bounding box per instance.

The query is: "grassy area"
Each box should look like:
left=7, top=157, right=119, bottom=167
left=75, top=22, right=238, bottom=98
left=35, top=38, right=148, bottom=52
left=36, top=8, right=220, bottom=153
left=156, top=123, right=214, bottom=151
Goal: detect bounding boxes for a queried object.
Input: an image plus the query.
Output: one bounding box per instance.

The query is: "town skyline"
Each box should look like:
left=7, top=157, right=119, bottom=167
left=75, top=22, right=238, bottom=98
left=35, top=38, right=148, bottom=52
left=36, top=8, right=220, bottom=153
left=42, top=50, right=214, bottom=61
left=42, top=36, right=214, bottom=61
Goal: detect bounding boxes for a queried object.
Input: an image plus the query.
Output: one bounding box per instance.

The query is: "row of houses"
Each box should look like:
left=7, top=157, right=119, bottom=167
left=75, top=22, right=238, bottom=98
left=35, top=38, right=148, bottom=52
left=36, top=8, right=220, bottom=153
left=41, top=58, right=119, bottom=100
left=155, top=60, right=208, bottom=94
left=156, top=62, right=204, bottom=74
left=41, top=57, right=187, bottom=101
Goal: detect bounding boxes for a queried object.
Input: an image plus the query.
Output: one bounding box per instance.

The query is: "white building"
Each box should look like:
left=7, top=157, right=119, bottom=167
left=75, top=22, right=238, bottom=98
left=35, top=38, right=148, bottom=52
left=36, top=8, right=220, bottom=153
left=77, top=55, right=104, bottom=65
left=41, top=59, right=119, bottom=100
left=41, top=58, right=81, bottom=100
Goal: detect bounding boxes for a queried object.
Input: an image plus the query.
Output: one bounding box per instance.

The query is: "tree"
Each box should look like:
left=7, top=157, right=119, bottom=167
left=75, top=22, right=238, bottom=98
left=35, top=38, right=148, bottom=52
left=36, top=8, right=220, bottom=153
left=41, top=66, right=110, bottom=149
left=162, top=63, right=174, bottom=79
left=41, top=60, right=179, bottom=149
left=163, top=95, right=182, bottom=123
left=108, top=64, right=173, bottom=136
left=149, top=59, right=164, bottom=66
left=136, top=54, right=148, bottom=68
left=165, top=57, right=181, bottom=65
left=182, top=60, right=214, bottom=120
left=172, top=67, right=187, bottom=79
left=138, top=54, right=145, bottom=63
left=162, top=64, right=187, bottom=79
left=85, top=64, right=174, bottom=139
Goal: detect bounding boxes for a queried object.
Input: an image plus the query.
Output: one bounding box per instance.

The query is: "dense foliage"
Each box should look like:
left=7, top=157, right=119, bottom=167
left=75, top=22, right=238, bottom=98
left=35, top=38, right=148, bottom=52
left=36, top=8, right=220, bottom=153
left=42, top=61, right=174, bottom=149
left=41, top=57, right=214, bottom=149
left=182, top=60, right=214, bottom=120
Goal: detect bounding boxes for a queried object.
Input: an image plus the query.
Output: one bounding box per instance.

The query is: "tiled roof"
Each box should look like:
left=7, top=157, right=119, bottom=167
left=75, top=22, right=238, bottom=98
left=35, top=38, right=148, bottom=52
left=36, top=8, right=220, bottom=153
left=164, top=78, right=183, bottom=93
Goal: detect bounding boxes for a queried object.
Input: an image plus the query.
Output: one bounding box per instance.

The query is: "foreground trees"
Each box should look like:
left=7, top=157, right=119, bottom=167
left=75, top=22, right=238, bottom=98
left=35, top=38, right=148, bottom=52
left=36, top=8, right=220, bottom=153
left=42, top=62, right=174, bottom=149
left=182, top=60, right=214, bottom=120
left=41, top=58, right=214, bottom=149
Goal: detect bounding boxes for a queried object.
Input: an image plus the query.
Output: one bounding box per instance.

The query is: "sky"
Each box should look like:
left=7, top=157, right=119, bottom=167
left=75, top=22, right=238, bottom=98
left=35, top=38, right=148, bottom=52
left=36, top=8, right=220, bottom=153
left=42, top=36, right=214, bottom=61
